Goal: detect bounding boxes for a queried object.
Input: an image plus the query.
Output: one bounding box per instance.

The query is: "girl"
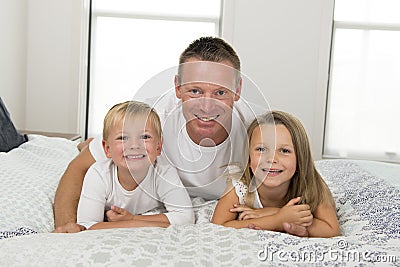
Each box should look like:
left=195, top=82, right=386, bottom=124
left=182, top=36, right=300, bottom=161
left=212, top=111, right=340, bottom=237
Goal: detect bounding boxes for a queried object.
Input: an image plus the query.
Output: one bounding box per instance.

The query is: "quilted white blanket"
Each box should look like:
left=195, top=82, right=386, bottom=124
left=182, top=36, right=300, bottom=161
left=0, top=135, right=399, bottom=266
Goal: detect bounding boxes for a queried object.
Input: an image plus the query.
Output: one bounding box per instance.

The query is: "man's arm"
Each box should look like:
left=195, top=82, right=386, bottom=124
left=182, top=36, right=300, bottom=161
left=53, top=147, right=95, bottom=228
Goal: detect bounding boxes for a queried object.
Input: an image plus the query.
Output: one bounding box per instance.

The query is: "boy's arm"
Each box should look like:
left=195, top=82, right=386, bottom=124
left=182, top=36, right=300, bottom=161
left=89, top=219, right=169, bottom=230
left=106, top=206, right=171, bottom=224
left=54, top=147, right=96, bottom=228
left=154, top=165, right=195, bottom=225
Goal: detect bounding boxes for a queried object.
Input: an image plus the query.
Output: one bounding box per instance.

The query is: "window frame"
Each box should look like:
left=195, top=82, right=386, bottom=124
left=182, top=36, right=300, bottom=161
left=323, top=11, right=400, bottom=163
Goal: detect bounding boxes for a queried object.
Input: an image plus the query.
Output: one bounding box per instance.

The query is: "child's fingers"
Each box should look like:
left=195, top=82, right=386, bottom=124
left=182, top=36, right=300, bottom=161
left=241, top=213, right=260, bottom=220
left=248, top=223, right=262, bottom=230
left=230, top=206, right=253, bottom=213
left=111, top=205, right=125, bottom=214
left=285, top=197, right=302, bottom=206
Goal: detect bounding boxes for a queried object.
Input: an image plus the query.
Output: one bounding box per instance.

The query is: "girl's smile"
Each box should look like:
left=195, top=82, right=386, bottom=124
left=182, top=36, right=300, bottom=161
left=249, top=124, right=297, bottom=189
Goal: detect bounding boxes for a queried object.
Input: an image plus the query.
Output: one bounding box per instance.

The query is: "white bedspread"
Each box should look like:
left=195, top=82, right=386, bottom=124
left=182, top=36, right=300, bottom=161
left=0, top=136, right=399, bottom=266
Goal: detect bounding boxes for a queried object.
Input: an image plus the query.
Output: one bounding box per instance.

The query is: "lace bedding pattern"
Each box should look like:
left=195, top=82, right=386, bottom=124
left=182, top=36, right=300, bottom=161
left=256, top=160, right=400, bottom=266
left=0, top=135, right=78, bottom=237
left=0, top=138, right=399, bottom=267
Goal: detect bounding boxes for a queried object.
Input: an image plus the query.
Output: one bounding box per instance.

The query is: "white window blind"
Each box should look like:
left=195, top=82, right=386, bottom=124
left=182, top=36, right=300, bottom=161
left=324, top=0, right=400, bottom=163
left=87, top=0, right=221, bottom=137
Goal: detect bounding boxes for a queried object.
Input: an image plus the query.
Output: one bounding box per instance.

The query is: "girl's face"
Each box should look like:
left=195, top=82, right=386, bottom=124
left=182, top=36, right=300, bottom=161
left=249, top=124, right=297, bottom=189
left=103, top=115, right=162, bottom=179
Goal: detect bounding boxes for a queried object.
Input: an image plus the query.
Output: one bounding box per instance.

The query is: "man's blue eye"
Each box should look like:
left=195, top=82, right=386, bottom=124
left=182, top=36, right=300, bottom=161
left=191, top=89, right=200, bottom=94
left=216, top=90, right=226, bottom=96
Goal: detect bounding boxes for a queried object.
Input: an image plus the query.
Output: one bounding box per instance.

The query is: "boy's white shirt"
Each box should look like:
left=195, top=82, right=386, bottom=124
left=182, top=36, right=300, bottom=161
left=77, top=159, right=194, bottom=229
left=89, top=91, right=264, bottom=200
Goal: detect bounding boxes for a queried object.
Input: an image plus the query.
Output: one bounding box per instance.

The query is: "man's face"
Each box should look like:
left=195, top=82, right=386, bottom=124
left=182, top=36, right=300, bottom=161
left=175, top=60, right=242, bottom=146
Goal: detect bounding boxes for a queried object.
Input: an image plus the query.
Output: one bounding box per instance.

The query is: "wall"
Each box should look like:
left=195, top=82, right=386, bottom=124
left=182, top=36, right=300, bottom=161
left=222, top=0, right=334, bottom=159
left=0, top=0, right=27, bottom=129
left=1, top=0, right=334, bottom=159
left=25, top=0, right=82, bottom=133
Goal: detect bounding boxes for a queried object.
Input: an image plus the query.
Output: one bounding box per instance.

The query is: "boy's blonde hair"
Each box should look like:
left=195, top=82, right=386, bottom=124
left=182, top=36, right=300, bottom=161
left=241, top=110, right=334, bottom=212
left=103, top=101, right=162, bottom=141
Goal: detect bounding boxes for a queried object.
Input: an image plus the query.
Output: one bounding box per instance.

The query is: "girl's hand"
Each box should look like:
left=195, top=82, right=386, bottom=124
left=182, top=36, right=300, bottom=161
left=278, top=198, right=313, bottom=227
left=106, top=206, right=134, bottom=222
left=230, top=204, right=279, bottom=220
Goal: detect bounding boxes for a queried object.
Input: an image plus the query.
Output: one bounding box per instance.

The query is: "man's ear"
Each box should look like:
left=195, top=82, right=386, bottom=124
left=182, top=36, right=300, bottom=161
left=234, top=77, right=242, bottom=101
left=174, top=75, right=182, bottom=99
left=102, top=140, right=112, bottom=158
left=157, top=136, right=163, bottom=156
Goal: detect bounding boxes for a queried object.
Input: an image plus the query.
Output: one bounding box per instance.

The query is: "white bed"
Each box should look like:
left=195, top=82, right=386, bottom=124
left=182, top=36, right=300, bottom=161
left=1, top=135, right=399, bottom=266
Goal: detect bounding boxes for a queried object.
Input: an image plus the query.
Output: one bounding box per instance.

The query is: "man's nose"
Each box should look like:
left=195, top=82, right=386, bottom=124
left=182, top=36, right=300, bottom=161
left=199, top=94, right=214, bottom=112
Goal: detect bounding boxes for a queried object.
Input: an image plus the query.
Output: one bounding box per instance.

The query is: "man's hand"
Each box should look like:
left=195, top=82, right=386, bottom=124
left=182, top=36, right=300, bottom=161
left=52, top=222, right=86, bottom=233
left=283, top=222, right=309, bottom=237
left=77, top=137, right=94, bottom=152
left=106, top=206, right=134, bottom=222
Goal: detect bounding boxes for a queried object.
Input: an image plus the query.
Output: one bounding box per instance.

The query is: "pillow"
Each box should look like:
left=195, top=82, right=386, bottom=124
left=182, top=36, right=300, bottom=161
left=0, top=97, right=28, bottom=152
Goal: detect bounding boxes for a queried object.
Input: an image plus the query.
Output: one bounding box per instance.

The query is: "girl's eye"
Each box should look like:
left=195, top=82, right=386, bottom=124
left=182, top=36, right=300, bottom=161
left=140, top=134, right=151, bottom=140
left=279, top=148, right=291, bottom=153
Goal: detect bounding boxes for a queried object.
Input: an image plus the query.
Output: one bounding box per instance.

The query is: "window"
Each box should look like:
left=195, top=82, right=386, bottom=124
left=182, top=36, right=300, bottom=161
left=324, top=0, right=400, bottom=163
left=87, top=0, right=221, bottom=137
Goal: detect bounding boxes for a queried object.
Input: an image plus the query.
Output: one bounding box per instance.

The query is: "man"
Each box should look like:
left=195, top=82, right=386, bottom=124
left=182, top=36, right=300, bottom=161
left=54, top=37, right=308, bottom=236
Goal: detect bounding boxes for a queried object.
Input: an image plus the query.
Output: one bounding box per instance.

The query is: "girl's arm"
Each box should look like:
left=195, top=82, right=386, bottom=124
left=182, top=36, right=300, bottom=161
left=230, top=205, right=280, bottom=220
left=213, top=195, right=313, bottom=230
left=306, top=200, right=341, bottom=237
left=211, top=186, right=240, bottom=225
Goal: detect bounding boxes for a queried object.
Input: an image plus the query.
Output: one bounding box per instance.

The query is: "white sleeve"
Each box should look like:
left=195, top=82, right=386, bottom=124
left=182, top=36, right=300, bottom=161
left=88, top=134, right=107, bottom=162
left=77, top=163, right=109, bottom=229
left=155, top=164, right=195, bottom=225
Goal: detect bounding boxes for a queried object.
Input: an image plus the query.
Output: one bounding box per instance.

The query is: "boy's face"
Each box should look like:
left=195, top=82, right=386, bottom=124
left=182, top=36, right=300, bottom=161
left=103, top=115, right=162, bottom=179
left=175, top=60, right=242, bottom=146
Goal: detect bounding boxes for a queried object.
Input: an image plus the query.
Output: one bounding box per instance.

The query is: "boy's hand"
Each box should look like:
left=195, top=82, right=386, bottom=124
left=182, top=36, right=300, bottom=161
left=106, top=206, right=134, bottom=222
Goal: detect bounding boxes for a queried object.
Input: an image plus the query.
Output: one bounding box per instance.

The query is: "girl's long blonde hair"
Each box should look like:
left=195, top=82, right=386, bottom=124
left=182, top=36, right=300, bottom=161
left=242, top=111, right=334, bottom=212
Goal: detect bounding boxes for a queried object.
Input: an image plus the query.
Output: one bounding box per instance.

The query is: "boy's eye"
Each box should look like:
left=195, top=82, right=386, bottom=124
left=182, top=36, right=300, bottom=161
left=256, top=147, right=267, bottom=152
left=117, top=136, right=128, bottom=141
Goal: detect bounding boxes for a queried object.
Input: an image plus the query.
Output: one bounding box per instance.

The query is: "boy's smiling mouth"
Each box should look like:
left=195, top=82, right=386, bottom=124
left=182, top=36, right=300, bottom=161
left=125, top=154, right=146, bottom=159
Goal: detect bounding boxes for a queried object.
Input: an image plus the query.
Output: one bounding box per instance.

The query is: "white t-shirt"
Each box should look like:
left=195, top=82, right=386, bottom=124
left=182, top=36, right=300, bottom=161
left=89, top=91, right=264, bottom=200
left=77, top=159, right=194, bottom=229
